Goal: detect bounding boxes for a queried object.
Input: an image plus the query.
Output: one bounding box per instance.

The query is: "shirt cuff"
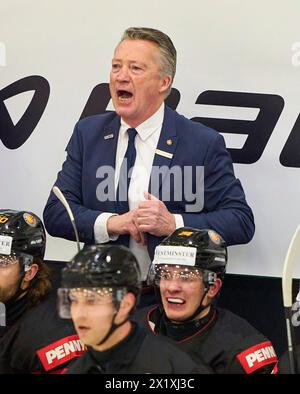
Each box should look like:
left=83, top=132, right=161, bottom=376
left=94, top=213, right=119, bottom=244
left=174, top=214, right=184, bottom=229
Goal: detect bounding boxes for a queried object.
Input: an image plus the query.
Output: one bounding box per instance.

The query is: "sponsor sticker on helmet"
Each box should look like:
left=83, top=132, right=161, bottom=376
left=23, top=213, right=37, bottom=227
left=208, top=230, right=221, bottom=245
left=153, top=245, right=197, bottom=266
left=0, top=216, right=8, bottom=224
left=178, top=230, right=194, bottom=237
left=0, top=235, right=12, bottom=255
left=30, top=238, right=43, bottom=245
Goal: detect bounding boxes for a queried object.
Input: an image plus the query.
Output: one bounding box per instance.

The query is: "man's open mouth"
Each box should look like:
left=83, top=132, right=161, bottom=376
left=167, top=297, right=185, bottom=305
left=117, top=90, right=133, bottom=100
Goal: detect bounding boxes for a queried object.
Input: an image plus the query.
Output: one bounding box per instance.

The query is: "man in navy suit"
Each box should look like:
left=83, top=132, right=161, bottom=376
left=44, top=27, right=254, bottom=281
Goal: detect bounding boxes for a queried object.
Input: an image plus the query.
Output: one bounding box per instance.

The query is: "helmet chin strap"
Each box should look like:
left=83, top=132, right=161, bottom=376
left=182, top=288, right=211, bottom=323
left=7, top=258, right=36, bottom=304
left=7, top=271, right=28, bottom=304
left=95, top=298, right=131, bottom=347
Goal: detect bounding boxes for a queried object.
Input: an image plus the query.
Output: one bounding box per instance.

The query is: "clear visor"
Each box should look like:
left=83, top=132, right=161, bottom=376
left=0, top=253, right=32, bottom=271
left=57, top=287, right=126, bottom=319
left=148, top=264, right=203, bottom=286
left=0, top=254, right=20, bottom=268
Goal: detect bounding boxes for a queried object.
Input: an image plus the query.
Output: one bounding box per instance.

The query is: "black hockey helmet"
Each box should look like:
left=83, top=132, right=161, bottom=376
left=61, top=244, right=141, bottom=294
left=0, top=209, right=46, bottom=271
left=58, top=244, right=141, bottom=322
left=148, top=227, right=227, bottom=288
left=148, top=227, right=228, bottom=322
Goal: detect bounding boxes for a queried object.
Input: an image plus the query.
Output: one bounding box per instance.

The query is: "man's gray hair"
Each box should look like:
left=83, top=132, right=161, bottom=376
left=121, top=27, right=177, bottom=85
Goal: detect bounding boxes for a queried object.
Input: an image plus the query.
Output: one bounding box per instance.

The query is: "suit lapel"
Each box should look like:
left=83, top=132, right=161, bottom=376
left=101, top=115, right=121, bottom=168
left=100, top=115, right=120, bottom=212
left=149, top=106, right=178, bottom=197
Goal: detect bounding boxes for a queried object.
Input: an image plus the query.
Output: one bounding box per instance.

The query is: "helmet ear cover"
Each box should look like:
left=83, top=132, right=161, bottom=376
left=17, top=253, right=34, bottom=272
left=203, top=270, right=217, bottom=289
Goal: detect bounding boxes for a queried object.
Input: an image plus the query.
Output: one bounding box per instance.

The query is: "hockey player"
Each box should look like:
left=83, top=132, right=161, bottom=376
left=0, top=210, right=84, bottom=373
left=58, top=244, right=211, bottom=373
left=134, top=227, right=278, bottom=374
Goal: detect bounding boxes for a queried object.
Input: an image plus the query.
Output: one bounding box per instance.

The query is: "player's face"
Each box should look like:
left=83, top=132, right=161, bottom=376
left=159, top=265, right=206, bottom=322
left=70, top=288, right=116, bottom=348
left=110, top=39, right=171, bottom=128
left=0, top=256, right=21, bottom=303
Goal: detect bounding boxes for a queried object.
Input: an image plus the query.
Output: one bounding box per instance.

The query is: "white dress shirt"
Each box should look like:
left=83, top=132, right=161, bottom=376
left=94, top=104, right=184, bottom=279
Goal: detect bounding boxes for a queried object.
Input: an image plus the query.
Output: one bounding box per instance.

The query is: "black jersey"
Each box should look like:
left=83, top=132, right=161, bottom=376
left=0, top=294, right=85, bottom=374
left=65, top=322, right=211, bottom=374
left=134, top=306, right=278, bottom=374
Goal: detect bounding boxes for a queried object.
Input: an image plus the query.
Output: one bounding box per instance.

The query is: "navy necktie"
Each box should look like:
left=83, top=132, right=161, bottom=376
left=116, top=128, right=137, bottom=214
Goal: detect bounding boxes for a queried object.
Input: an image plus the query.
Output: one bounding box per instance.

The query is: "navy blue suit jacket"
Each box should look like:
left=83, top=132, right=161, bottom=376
left=44, top=106, right=254, bottom=259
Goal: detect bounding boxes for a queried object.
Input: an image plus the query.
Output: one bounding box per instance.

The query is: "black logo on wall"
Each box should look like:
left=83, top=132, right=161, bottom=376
left=0, top=76, right=50, bottom=149
left=1, top=77, right=299, bottom=167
